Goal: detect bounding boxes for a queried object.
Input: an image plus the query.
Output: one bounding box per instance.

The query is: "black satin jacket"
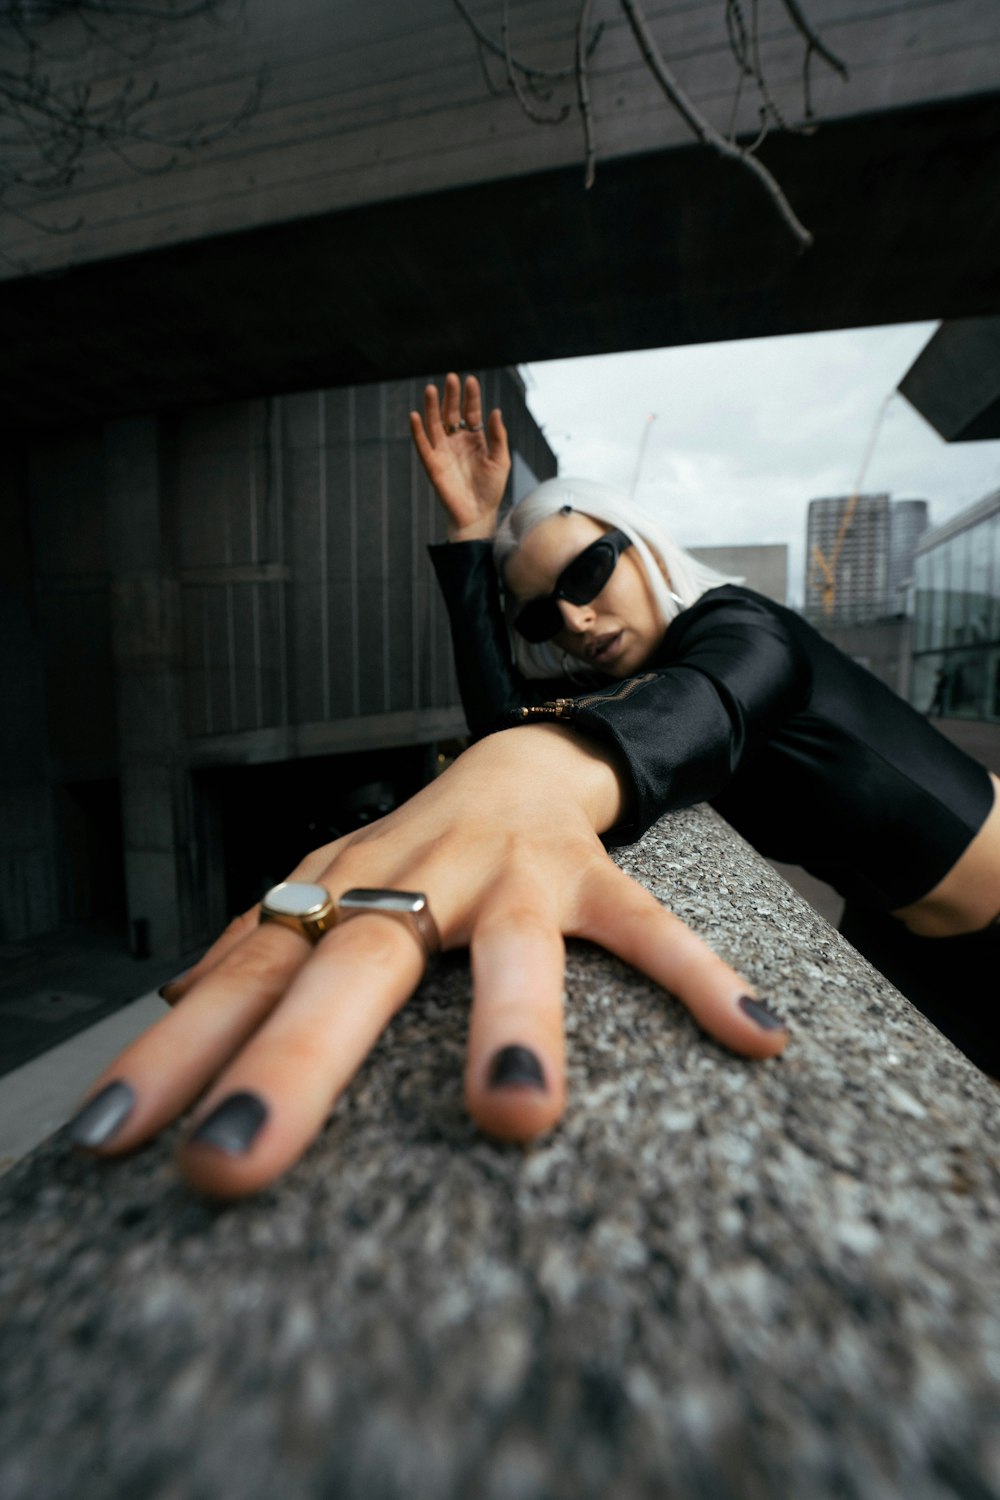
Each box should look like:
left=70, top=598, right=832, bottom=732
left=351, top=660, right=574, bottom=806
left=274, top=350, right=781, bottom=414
left=430, top=541, right=993, bottom=910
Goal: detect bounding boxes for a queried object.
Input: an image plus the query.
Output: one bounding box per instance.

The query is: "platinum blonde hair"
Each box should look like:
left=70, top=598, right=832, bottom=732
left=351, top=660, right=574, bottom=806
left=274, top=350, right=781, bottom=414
left=493, top=476, right=736, bottom=679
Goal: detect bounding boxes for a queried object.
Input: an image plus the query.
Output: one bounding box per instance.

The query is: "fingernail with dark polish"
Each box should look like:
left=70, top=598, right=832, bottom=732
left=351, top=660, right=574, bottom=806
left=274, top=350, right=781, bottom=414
left=68, top=1080, right=135, bottom=1147
left=190, top=1092, right=268, bottom=1155
left=488, top=1045, right=547, bottom=1091
left=158, top=968, right=189, bottom=1000
left=738, top=996, right=789, bottom=1032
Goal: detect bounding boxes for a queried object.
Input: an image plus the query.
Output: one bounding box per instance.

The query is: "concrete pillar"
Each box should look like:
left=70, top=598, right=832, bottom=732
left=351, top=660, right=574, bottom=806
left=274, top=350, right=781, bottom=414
left=0, top=459, right=59, bottom=940
left=104, top=417, right=185, bottom=960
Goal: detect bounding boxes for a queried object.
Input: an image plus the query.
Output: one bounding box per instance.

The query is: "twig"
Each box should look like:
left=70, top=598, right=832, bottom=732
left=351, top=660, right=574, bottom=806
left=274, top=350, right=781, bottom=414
left=0, top=0, right=263, bottom=226
left=749, top=0, right=792, bottom=136
left=780, top=0, right=849, bottom=82
left=450, top=0, right=579, bottom=84
left=576, top=0, right=597, bottom=187
left=618, top=0, right=813, bottom=248
left=501, top=0, right=567, bottom=125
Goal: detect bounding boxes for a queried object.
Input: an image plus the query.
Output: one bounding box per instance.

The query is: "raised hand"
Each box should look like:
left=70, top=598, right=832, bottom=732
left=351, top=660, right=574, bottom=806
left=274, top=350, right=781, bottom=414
left=410, top=372, right=511, bottom=541
left=65, top=727, right=789, bottom=1199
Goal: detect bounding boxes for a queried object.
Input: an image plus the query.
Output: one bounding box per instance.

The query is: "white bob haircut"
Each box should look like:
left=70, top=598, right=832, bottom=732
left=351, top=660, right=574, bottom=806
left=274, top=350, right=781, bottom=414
left=493, top=476, right=736, bottom=680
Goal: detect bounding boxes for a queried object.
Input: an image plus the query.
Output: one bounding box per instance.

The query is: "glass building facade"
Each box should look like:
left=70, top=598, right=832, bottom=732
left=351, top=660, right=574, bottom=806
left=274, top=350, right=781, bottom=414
left=911, top=488, right=1000, bottom=721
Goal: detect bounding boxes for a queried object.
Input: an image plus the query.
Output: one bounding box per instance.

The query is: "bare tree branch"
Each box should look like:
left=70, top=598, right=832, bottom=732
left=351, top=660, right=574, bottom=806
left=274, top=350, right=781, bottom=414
left=748, top=0, right=793, bottom=137
left=501, top=0, right=567, bottom=125
left=450, top=0, right=849, bottom=248
left=0, top=0, right=265, bottom=237
left=575, top=0, right=597, bottom=188
left=450, top=0, right=579, bottom=85
left=780, top=0, right=849, bottom=84
left=618, top=0, right=813, bottom=247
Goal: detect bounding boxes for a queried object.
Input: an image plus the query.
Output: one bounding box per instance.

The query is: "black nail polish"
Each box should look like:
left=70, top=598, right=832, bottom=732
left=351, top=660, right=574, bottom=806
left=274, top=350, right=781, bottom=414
left=68, top=1080, right=135, bottom=1147
left=488, top=1045, right=547, bottom=1091
left=190, top=1092, right=268, bottom=1155
left=158, top=968, right=189, bottom=1000
left=738, top=996, right=788, bottom=1032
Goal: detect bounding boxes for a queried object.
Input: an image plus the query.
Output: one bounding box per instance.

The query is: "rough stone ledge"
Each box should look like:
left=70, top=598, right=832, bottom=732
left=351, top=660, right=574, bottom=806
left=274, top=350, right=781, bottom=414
left=1, top=805, right=997, bottom=1500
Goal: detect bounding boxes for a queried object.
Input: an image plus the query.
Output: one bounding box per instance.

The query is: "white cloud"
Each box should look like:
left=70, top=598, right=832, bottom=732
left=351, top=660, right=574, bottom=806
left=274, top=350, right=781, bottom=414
left=522, top=324, right=1000, bottom=605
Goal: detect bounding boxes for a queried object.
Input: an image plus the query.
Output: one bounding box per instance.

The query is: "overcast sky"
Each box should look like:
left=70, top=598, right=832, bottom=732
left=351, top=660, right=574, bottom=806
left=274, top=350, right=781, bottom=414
left=521, top=322, right=1000, bottom=606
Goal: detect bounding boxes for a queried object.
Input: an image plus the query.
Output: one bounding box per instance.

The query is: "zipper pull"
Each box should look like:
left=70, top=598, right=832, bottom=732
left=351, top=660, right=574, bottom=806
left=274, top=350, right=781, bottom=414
left=519, top=698, right=576, bottom=719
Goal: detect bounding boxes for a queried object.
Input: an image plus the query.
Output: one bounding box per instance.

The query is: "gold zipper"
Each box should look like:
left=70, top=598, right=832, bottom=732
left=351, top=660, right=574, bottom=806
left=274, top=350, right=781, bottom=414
left=519, top=673, right=655, bottom=719
left=520, top=698, right=575, bottom=719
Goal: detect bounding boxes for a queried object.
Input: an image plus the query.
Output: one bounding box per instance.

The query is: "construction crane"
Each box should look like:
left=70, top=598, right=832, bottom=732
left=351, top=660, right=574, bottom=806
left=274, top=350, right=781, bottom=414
left=810, top=493, right=859, bottom=616
left=809, top=392, right=894, bottom=616
left=629, top=412, right=657, bottom=498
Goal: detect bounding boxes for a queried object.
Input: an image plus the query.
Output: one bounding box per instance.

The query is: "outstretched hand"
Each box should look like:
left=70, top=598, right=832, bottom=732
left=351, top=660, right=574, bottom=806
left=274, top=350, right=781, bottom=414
left=410, top=372, right=511, bottom=541
left=66, top=728, right=789, bottom=1199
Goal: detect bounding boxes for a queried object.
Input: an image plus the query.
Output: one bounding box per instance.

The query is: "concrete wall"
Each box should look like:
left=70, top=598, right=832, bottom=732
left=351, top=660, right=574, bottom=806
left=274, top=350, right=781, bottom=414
left=0, top=368, right=554, bottom=954
left=688, top=543, right=788, bottom=604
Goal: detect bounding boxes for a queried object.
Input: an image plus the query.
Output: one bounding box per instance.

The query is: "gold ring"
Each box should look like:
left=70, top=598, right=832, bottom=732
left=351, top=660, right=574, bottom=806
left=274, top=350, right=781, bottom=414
left=258, top=881, right=338, bottom=943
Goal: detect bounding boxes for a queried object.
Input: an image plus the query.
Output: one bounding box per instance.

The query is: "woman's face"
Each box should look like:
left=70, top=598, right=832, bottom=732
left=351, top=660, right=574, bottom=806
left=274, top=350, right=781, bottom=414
left=503, top=511, right=668, bottom=677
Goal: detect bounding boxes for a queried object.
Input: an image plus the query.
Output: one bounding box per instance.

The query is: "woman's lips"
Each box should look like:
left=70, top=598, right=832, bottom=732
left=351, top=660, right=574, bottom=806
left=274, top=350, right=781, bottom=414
left=590, top=630, right=623, bottom=665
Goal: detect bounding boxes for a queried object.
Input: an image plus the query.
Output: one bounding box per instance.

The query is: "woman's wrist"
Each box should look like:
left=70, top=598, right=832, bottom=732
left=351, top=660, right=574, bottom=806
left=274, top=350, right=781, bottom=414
left=447, top=517, right=497, bottom=544
left=446, top=725, right=627, bottom=834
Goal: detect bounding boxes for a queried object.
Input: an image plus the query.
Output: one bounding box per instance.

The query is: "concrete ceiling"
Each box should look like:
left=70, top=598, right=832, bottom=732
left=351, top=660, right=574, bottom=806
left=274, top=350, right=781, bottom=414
left=2, top=91, right=999, bottom=432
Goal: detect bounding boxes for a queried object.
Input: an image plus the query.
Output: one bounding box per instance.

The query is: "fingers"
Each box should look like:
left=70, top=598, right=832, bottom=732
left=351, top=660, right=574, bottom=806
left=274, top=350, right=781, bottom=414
left=462, top=374, right=483, bottom=432
left=178, top=914, right=426, bottom=1197
left=580, top=861, right=789, bottom=1059
left=67, top=922, right=317, bottom=1157
left=159, top=836, right=348, bottom=1006
left=71, top=906, right=426, bottom=1198
left=409, top=408, right=434, bottom=473
left=439, top=370, right=462, bottom=433
left=158, top=908, right=257, bottom=1004
left=411, top=374, right=500, bottom=449
left=487, top=405, right=509, bottom=465
left=465, top=907, right=568, bottom=1143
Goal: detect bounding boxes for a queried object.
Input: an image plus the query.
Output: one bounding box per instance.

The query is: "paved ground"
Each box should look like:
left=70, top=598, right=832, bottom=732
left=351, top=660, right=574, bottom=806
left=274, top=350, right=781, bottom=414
left=0, top=927, right=194, bottom=1174
left=0, top=989, right=167, bottom=1176
left=0, top=925, right=185, bottom=1077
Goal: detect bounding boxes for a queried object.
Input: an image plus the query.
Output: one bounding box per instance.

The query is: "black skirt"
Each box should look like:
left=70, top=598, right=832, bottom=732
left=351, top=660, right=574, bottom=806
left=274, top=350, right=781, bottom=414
left=839, top=904, right=999, bottom=1078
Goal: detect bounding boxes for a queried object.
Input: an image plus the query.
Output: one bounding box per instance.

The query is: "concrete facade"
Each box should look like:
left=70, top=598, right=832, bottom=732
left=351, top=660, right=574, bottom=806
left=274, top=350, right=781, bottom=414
left=0, top=369, right=555, bottom=956
left=687, top=543, right=788, bottom=605
left=899, top=316, right=1000, bottom=442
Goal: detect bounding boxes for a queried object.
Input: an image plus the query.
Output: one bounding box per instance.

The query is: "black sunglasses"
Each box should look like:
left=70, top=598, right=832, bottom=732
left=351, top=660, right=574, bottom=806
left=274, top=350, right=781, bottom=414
left=513, top=529, right=633, bottom=643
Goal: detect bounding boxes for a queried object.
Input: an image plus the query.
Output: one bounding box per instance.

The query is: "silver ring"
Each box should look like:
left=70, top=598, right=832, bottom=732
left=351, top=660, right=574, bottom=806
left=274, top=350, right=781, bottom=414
left=336, top=888, right=441, bottom=963
left=468, top=422, right=485, bottom=432
left=444, top=420, right=464, bottom=435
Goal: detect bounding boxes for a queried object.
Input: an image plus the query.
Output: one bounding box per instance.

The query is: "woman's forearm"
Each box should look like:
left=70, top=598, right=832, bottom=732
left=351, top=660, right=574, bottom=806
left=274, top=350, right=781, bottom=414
left=436, top=725, right=629, bottom=835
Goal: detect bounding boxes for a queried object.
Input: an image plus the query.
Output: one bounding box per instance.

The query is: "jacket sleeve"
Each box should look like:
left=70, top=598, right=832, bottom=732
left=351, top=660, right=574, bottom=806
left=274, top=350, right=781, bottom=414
left=428, top=540, right=574, bottom=737
left=515, top=590, right=813, bottom=846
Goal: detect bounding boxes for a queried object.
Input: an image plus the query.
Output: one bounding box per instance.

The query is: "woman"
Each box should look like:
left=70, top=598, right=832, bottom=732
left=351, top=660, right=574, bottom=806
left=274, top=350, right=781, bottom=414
left=415, top=374, right=1000, bottom=1077
left=65, top=375, right=996, bottom=1200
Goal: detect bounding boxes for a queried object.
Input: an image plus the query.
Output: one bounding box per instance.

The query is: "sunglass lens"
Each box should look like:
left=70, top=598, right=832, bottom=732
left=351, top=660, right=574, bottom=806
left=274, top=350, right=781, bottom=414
left=515, top=599, right=561, bottom=643
left=561, top=540, right=616, bottom=603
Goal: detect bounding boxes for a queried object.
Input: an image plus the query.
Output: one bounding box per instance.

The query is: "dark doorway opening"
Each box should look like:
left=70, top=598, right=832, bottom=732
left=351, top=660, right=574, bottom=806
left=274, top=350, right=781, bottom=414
left=199, top=742, right=445, bottom=918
